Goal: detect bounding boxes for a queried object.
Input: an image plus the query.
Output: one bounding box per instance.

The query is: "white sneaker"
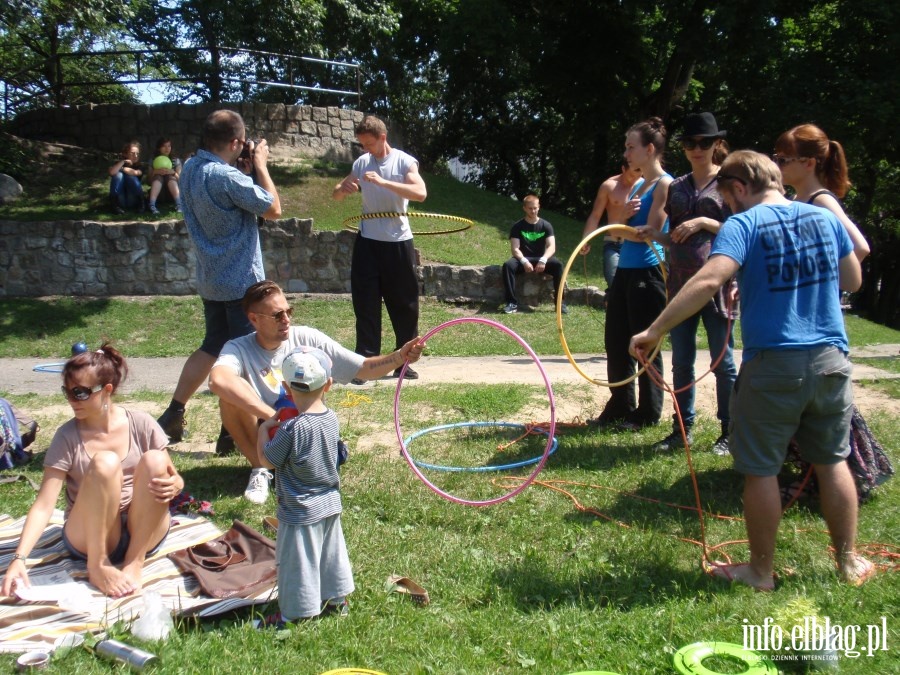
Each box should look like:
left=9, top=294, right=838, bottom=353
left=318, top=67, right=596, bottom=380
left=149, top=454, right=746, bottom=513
left=244, top=468, right=273, bottom=504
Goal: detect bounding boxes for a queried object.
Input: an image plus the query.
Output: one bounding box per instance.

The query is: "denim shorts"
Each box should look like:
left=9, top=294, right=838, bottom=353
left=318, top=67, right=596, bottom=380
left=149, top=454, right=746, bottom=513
left=729, top=345, right=853, bottom=476
left=199, top=298, right=254, bottom=356
left=62, top=512, right=170, bottom=565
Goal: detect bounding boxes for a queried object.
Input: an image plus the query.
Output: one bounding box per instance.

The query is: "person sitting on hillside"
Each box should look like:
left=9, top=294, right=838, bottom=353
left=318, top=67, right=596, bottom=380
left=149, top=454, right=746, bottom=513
left=501, top=194, right=566, bottom=314
left=108, top=141, right=145, bottom=215
left=147, top=137, right=183, bottom=214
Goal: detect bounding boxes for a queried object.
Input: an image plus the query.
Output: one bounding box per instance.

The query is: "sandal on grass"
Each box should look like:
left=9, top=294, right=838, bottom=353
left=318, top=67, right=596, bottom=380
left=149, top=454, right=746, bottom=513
left=385, top=574, right=430, bottom=606
left=262, top=515, right=279, bottom=534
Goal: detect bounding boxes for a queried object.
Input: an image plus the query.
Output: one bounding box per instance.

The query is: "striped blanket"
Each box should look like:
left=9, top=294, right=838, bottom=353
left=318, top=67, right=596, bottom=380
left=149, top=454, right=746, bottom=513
left=0, top=512, right=277, bottom=653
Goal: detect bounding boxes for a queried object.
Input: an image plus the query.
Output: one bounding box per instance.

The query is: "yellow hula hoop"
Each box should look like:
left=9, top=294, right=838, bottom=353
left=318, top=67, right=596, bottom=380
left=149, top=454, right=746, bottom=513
left=342, top=212, right=474, bottom=235
left=557, top=224, right=667, bottom=388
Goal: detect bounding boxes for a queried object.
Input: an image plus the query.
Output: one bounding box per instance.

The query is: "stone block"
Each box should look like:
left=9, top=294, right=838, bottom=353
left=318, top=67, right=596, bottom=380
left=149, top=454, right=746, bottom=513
left=312, top=107, right=327, bottom=122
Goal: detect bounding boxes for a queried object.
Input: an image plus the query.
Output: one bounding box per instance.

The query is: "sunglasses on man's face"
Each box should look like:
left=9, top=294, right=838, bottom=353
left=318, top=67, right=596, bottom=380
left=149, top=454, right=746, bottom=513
left=61, top=384, right=103, bottom=401
left=255, top=307, right=294, bottom=323
left=682, top=137, right=716, bottom=150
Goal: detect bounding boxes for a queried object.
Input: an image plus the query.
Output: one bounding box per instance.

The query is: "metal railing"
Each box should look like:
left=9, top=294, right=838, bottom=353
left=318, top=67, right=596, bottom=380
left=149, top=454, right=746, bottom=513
left=2, top=46, right=361, bottom=120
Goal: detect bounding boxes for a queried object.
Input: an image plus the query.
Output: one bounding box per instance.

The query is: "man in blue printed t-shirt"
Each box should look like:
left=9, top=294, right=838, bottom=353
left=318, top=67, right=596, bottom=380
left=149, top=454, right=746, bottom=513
left=630, top=150, right=873, bottom=591
left=157, top=110, right=282, bottom=450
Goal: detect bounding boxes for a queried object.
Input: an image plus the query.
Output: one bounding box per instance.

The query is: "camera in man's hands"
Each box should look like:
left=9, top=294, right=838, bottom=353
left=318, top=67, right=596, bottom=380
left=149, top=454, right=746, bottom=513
left=239, top=139, right=263, bottom=162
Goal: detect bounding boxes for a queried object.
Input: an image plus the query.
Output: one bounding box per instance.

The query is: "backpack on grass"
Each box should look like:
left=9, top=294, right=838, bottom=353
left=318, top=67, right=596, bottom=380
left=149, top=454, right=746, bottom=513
left=0, top=397, right=38, bottom=470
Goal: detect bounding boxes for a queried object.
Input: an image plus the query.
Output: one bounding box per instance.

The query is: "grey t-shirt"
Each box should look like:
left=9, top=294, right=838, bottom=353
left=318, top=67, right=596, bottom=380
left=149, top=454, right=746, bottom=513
left=214, top=326, right=365, bottom=407
left=352, top=149, right=418, bottom=242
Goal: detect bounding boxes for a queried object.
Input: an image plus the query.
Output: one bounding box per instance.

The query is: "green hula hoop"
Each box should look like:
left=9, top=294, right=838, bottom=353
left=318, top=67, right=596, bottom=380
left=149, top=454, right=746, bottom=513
left=673, top=641, right=777, bottom=675
left=342, top=212, right=474, bottom=235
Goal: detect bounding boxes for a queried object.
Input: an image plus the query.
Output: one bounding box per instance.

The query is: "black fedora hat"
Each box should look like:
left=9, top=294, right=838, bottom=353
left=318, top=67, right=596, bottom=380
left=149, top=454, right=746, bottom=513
left=676, top=112, right=727, bottom=140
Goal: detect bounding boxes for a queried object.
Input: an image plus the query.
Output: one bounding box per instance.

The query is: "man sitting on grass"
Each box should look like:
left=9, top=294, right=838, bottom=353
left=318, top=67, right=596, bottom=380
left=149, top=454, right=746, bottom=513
left=209, top=280, right=425, bottom=504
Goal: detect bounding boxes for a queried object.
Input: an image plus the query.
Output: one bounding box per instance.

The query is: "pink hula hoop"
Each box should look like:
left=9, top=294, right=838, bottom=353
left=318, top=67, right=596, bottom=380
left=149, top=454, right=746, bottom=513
left=393, top=317, right=557, bottom=506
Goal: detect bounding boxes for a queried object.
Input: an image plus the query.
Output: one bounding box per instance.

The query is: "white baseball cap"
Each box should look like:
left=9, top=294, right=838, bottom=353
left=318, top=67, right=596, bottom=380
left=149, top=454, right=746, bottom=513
left=280, top=347, right=332, bottom=392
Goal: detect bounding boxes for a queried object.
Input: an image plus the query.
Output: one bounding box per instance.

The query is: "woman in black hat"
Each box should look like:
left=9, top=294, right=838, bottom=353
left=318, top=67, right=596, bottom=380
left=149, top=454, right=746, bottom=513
left=639, top=112, right=738, bottom=455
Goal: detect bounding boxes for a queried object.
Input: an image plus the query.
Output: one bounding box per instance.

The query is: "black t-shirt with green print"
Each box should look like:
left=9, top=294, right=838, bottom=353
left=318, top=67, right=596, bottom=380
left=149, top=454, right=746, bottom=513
left=509, top=218, right=554, bottom=259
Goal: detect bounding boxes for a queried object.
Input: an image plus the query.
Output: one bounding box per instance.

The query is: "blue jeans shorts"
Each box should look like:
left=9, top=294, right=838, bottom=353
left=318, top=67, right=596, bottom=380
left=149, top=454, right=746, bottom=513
left=62, top=512, right=170, bottom=565
left=199, top=297, right=254, bottom=356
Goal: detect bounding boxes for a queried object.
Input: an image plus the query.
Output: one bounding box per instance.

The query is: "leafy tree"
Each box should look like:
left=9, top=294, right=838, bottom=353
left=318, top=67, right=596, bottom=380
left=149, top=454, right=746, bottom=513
left=0, top=0, right=138, bottom=115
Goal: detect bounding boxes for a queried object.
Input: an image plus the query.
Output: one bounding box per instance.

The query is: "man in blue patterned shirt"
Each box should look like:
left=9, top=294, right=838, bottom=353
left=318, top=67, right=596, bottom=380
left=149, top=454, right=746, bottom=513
left=157, top=110, right=282, bottom=449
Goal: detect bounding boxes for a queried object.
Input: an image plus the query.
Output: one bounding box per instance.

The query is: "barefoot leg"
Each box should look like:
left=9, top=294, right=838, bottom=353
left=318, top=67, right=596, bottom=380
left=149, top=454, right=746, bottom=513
left=119, top=451, right=173, bottom=590
left=66, top=451, right=136, bottom=597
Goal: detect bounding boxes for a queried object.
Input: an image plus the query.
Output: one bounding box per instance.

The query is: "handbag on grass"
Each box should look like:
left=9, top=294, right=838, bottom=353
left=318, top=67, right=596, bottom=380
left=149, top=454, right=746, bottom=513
left=168, top=520, right=277, bottom=599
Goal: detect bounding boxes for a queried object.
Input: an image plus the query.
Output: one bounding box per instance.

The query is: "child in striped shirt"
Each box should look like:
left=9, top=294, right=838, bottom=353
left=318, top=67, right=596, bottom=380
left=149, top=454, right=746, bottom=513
left=256, top=347, right=354, bottom=624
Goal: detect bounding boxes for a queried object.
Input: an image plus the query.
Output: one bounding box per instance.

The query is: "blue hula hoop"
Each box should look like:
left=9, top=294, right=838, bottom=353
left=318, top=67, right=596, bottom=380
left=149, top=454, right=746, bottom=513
left=404, top=421, right=558, bottom=472
left=32, top=362, right=66, bottom=374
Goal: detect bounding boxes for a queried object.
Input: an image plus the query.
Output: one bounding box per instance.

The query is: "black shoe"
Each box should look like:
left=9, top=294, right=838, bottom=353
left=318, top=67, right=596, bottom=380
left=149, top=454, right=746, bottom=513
left=587, top=413, right=625, bottom=430
left=157, top=408, right=186, bottom=443
left=617, top=416, right=658, bottom=432
left=653, top=429, right=692, bottom=452
left=712, top=433, right=730, bottom=456
left=350, top=378, right=366, bottom=386
left=394, top=366, right=419, bottom=380
left=215, top=425, right=236, bottom=455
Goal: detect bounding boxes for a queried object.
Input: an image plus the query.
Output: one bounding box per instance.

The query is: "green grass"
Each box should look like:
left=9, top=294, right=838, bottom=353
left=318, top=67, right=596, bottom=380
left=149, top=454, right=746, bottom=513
left=2, top=151, right=899, bottom=673
left=0, top=156, right=601, bottom=284
left=1, top=386, right=898, bottom=674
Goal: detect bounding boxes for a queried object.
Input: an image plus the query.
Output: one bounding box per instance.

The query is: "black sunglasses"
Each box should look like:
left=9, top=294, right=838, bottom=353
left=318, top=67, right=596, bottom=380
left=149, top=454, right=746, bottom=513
left=682, top=137, right=716, bottom=150
left=61, top=383, right=103, bottom=401
left=255, top=307, right=294, bottom=322
left=716, top=172, right=747, bottom=186
left=772, top=154, right=808, bottom=168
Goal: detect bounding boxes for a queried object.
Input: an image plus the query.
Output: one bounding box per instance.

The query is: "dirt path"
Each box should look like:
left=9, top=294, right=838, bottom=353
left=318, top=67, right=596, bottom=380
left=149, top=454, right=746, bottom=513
left=3, top=345, right=897, bottom=454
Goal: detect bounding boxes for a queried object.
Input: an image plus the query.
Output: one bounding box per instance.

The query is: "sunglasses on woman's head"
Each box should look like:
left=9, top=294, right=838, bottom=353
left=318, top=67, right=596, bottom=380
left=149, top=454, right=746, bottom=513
left=682, top=137, right=716, bottom=150
left=61, top=384, right=103, bottom=401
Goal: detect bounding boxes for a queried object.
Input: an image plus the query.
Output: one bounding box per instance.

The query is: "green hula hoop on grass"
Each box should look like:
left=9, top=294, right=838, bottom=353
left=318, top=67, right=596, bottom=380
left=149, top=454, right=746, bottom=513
left=557, top=224, right=667, bottom=388
left=342, top=212, right=474, bottom=235
left=673, top=641, right=777, bottom=675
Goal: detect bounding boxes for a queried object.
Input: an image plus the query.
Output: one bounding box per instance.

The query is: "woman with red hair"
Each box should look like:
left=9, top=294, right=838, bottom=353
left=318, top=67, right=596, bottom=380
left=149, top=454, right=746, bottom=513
left=774, top=124, right=892, bottom=504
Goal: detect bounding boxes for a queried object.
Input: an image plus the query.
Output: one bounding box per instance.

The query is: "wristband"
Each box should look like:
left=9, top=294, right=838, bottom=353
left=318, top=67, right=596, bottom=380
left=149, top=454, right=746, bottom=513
left=520, top=258, right=529, bottom=265
left=12, top=553, right=26, bottom=562
left=538, top=257, right=547, bottom=264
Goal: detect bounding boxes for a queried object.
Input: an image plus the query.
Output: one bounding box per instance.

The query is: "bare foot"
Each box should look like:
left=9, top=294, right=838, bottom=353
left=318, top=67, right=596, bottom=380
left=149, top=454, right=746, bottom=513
left=88, top=562, right=137, bottom=598
left=838, top=553, right=876, bottom=587
left=705, top=562, right=775, bottom=592
left=120, top=560, right=145, bottom=593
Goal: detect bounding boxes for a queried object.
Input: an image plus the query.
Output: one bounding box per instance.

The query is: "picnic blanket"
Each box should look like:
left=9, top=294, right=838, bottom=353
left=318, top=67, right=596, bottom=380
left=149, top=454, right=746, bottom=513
left=0, top=511, right=278, bottom=653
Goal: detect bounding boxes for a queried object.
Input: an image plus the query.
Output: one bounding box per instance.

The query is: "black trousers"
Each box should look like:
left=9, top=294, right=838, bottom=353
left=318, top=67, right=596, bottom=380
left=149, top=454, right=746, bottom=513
left=350, top=234, right=420, bottom=357
left=600, top=266, right=666, bottom=424
left=501, top=256, right=564, bottom=305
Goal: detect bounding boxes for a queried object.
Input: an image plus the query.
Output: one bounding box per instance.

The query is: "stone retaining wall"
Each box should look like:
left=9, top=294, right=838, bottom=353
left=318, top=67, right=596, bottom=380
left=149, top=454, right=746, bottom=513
left=6, top=103, right=365, bottom=162
left=0, top=219, right=590, bottom=307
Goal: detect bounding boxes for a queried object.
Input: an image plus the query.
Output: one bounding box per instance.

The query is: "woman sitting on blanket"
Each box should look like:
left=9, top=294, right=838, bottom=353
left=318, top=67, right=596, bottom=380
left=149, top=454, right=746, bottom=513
left=1, top=343, right=182, bottom=598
